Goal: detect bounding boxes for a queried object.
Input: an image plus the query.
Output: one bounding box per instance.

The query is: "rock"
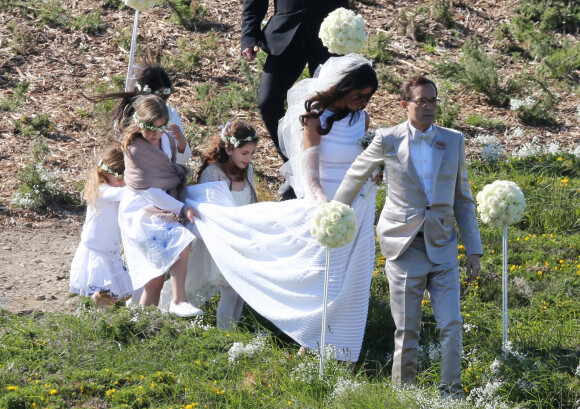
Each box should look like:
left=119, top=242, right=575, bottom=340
left=35, top=295, right=46, bottom=301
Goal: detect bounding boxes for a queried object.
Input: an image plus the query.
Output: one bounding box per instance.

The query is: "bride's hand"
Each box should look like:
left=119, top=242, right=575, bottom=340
left=182, top=205, right=200, bottom=224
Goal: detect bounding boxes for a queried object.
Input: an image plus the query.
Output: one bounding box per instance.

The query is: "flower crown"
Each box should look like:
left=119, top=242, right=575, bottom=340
left=133, top=113, right=170, bottom=132
left=135, top=83, right=172, bottom=96
left=98, top=159, right=123, bottom=179
left=220, top=122, right=258, bottom=148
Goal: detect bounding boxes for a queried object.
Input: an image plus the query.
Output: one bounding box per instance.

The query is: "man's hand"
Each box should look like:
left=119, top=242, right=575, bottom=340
left=465, top=254, right=481, bottom=283
left=182, top=205, right=200, bottom=224
left=242, top=46, right=259, bottom=62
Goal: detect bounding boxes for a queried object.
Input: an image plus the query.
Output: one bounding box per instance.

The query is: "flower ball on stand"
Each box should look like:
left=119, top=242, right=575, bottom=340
left=476, top=180, right=526, bottom=349
left=310, top=200, right=357, bottom=248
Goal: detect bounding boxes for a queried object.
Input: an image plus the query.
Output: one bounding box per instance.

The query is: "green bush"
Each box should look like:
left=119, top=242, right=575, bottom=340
left=465, top=114, right=506, bottom=130
left=73, top=9, right=107, bottom=35
left=165, top=0, right=210, bottom=30
left=365, top=32, right=392, bottom=64
left=0, top=81, right=28, bottom=112
left=435, top=37, right=509, bottom=107
left=430, top=0, right=454, bottom=28
left=13, top=114, right=53, bottom=138
left=376, top=67, right=402, bottom=94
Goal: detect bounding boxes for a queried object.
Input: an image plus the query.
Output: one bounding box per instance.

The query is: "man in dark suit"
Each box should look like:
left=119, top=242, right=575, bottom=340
left=241, top=0, right=348, bottom=199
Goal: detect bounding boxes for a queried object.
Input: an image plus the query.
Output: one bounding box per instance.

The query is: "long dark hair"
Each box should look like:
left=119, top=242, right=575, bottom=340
left=300, top=64, right=378, bottom=135
left=86, top=64, right=173, bottom=135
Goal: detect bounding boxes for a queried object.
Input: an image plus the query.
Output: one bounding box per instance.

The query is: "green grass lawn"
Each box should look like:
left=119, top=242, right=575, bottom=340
left=1, top=153, right=579, bottom=409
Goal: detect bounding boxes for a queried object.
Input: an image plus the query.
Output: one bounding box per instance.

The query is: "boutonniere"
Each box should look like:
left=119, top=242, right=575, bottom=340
left=436, top=141, right=446, bottom=150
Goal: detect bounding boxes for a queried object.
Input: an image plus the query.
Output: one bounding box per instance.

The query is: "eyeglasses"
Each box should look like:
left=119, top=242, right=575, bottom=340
left=408, top=98, right=441, bottom=107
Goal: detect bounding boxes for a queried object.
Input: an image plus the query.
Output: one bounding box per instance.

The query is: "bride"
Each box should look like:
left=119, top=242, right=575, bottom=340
left=182, top=54, right=380, bottom=363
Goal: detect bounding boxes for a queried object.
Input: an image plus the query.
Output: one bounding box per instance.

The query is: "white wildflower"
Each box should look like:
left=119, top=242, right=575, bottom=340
left=330, top=377, right=363, bottom=400
left=489, top=358, right=502, bottom=375
left=575, top=364, right=580, bottom=377
left=482, top=143, right=503, bottom=163
left=463, top=323, right=476, bottom=333
left=467, top=381, right=509, bottom=409
left=228, top=336, right=267, bottom=363
left=510, top=96, right=536, bottom=111
left=474, top=133, right=501, bottom=146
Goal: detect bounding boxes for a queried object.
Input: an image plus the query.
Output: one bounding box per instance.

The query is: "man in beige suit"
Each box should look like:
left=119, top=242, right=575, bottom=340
left=334, top=76, right=482, bottom=398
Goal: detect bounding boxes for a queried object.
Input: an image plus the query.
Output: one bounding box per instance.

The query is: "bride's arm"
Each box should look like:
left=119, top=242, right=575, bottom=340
left=303, top=118, right=328, bottom=203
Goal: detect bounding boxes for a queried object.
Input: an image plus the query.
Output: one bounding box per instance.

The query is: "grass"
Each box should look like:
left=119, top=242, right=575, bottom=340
left=1, top=153, right=579, bottom=408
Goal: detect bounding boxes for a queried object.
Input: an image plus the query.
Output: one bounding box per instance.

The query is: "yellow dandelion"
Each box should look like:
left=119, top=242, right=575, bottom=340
left=6, top=386, right=18, bottom=391
left=421, top=299, right=429, bottom=306
left=49, top=389, right=58, bottom=395
left=557, top=157, right=563, bottom=161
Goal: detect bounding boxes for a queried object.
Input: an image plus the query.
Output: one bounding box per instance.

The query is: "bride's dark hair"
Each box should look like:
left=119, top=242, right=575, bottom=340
left=300, top=64, right=378, bottom=135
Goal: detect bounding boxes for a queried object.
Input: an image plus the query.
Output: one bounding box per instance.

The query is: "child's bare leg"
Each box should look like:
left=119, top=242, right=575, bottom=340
left=92, top=291, right=116, bottom=308
left=170, top=244, right=191, bottom=304
left=140, top=275, right=165, bottom=306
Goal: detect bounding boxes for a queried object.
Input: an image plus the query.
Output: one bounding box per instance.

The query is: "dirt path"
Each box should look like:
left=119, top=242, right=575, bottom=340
left=0, top=214, right=84, bottom=314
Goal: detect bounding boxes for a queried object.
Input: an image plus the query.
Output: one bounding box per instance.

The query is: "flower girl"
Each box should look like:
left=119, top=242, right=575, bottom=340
left=196, top=120, right=259, bottom=329
left=70, top=146, right=133, bottom=308
left=119, top=94, right=202, bottom=317
left=89, top=64, right=191, bottom=166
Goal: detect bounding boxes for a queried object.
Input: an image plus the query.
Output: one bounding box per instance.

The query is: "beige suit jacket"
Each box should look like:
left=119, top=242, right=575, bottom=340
left=334, top=121, right=483, bottom=264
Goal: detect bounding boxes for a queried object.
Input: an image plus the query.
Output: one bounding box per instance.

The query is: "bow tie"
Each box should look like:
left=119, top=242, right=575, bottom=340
left=413, top=130, right=435, bottom=146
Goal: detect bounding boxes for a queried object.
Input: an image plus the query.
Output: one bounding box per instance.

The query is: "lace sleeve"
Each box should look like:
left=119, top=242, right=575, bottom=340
left=200, top=163, right=227, bottom=184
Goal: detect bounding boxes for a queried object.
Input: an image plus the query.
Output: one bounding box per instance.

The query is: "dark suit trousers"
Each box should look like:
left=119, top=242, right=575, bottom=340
left=258, top=30, right=330, bottom=163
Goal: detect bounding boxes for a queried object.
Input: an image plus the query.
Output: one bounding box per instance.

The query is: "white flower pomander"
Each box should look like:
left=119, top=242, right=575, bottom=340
left=319, top=8, right=367, bottom=55
left=124, top=0, right=159, bottom=12
left=310, top=200, right=357, bottom=248
left=476, top=180, right=526, bottom=228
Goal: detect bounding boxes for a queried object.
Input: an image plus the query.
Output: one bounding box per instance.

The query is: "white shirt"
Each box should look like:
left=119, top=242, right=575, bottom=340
left=408, top=124, right=434, bottom=206
left=166, top=105, right=192, bottom=166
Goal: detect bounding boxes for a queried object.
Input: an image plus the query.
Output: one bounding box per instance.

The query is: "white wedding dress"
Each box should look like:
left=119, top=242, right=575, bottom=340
left=185, top=110, right=377, bottom=361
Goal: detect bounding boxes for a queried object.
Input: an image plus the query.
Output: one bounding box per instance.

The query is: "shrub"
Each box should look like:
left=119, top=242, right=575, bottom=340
left=435, top=37, right=508, bottom=106
left=365, top=32, right=392, bottom=65
left=541, top=39, right=580, bottom=81
left=192, top=60, right=258, bottom=125
left=163, top=31, right=218, bottom=73
left=435, top=80, right=461, bottom=128
left=465, top=114, right=506, bottom=130
left=0, top=81, right=28, bottom=112
left=73, top=9, right=107, bottom=35
left=517, top=0, right=580, bottom=33
left=165, top=0, right=210, bottom=31
left=13, top=114, right=53, bottom=138
left=430, top=0, right=454, bottom=28
left=10, top=25, right=36, bottom=55
left=376, top=67, right=402, bottom=94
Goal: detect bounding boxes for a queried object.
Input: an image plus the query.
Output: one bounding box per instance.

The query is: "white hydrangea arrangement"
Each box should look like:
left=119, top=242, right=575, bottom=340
left=310, top=200, right=357, bottom=248
left=476, top=180, right=526, bottom=228
left=124, top=0, right=159, bottom=12
left=319, top=8, right=367, bottom=55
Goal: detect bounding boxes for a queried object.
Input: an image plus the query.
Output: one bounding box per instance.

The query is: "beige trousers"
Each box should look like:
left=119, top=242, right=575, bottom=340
left=386, top=236, right=463, bottom=393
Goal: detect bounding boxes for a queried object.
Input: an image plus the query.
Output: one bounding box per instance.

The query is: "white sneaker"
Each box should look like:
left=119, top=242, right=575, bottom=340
left=169, top=301, right=204, bottom=317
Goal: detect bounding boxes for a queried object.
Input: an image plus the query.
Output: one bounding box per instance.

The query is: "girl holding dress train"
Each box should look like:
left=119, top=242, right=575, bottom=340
left=119, top=94, right=202, bottom=317
left=70, top=146, right=133, bottom=308
left=196, top=120, right=259, bottom=329
left=89, top=64, right=192, bottom=166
